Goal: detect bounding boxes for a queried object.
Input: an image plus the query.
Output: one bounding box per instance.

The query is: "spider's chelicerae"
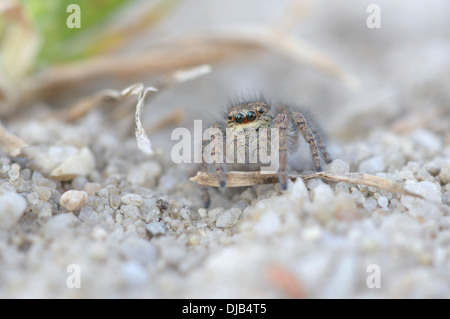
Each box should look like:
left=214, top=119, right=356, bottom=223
left=199, top=98, right=332, bottom=208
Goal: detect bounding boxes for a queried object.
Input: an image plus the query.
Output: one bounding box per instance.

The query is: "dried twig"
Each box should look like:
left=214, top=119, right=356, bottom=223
left=190, top=171, right=425, bottom=200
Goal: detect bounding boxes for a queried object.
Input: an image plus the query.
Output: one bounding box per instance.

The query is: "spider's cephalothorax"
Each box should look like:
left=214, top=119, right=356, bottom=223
left=199, top=99, right=332, bottom=208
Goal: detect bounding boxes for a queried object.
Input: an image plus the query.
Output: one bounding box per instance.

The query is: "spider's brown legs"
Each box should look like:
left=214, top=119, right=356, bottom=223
left=292, top=112, right=323, bottom=172
left=205, top=123, right=227, bottom=188
left=201, top=186, right=211, bottom=208
left=314, top=129, right=332, bottom=164
left=197, top=163, right=212, bottom=208
left=274, top=114, right=288, bottom=190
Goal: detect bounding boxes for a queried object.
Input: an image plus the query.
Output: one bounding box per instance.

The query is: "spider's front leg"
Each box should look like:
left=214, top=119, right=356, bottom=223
left=274, top=113, right=288, bottom=190
left=291, top=111, right=326, bottom=172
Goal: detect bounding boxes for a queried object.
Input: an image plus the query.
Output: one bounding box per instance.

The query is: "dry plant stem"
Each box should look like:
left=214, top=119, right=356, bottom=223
left=0, top=122, right=28, bottom=157
left=190, top=171, right=444, bottom=208
left=16, top=25, right=356, bottom=111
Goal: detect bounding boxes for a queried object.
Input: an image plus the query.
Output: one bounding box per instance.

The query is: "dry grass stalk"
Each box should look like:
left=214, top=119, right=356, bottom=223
left=15, top=23, right=356, bottom=112
left=190, top=170, right=433, bottom=203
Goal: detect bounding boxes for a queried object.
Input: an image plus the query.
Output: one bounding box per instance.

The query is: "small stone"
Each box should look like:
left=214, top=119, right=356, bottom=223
left=60, top=190, right=88, bottom=212
left=359, top=156, right=385, bottom=174
left=91, top=226, right=108, bottom=240
left=79, top=206, right=95, bottom=222
left=84, top=182, right=101, bottom=195
left=363, top=197, right=377, bottom=211
left=0, top=192, right=27, bottom=230
left=351, top=189, right=365, bottom=204
left=377, top=196, right=389, bottom=209
left=411, top=129, right=442, bottom=156
left=49, top=147, right=96, bottom=181
left=109, top=195, right=122, bottom=209
left=439, top=165, right=450, bottom=184
left=35, top=186, right=52, bottom=202
left=189, top=235, right=200, bottom=245
left=254, top=211, right=282, bottom=235
left=325, top=159, right=350, bottom=175
left=121, top=205, right=140, bottom=219
left=301, top=225, right=322, bottom=241
left=401, top=181, right=441, bottom=217
left=121, top=193, right=143, bottom=206
left=216, top=208, right=241, bottom=228
left=207, top=208, right=223, bottom=226
left=8, top=164, right=20, bottom=181
left=146, top=222, right=166, bottom=236
left=27, top=192, right=40, bottom=205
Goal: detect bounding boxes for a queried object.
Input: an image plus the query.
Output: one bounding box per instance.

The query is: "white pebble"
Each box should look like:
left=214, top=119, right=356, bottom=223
left=59, top=190, right=88, bottom=212
left=49, top=147, right=96, bottom=181
left=377, top=196, right=389, bottom=209
left=79, top=206, right=95, bottom=222
left=27, top=192, right=40, bottom=205
left=325, top=159, right=350, bottom=175
left=411, top=129, right=442, bottom=156
left=351, top=189, right=365, bottom=204
left=121, top=193, right=143, bottom=206
left=84, top=182, right=101, bottom=195
left=0, top=192, right=27, bottom=230
left=8, top=165, right=20, bottom=181
left=363, top=198, right=378, bottom=211
left=216, top=208, right=241, bottom=228
left=359, top=156, right=385, bottom=174
left=439, top=165, right=450, bottom=184
left=254, top=211, right=282, bottom=235
left=146, top=222, right=166, bottom=236
left=35, top=186, right=52, bottom=202
left=401, top=181, right=441, bottom=217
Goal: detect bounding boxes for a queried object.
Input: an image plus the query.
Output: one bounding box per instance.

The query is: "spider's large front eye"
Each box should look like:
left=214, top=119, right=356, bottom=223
left=235, top=113, right=244, bottom=123
left=246, top=111, right=257, bottom=122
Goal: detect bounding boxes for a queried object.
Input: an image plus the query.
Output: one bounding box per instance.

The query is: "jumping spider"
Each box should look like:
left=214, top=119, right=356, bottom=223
left=199, top=98, right=332, bottom=208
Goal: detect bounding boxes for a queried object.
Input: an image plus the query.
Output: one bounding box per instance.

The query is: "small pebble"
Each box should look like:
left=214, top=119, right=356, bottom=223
left=35, top=186, right=52, bottom=202
left=0, top=192, right=27, bottom=230
left=146, top=222, right=166, bottom=236
left=49, top=147, right=96, bottom=181
left=439, top=165, right=450, bottom=184
left=363, top=198, right=378, bottom=211
left=359, top=156, right=385, bottom=174
left=216, top=208, right=241, bottom=228
left=60, top=190, right=88, bottom=212
left=377, top=196, right=389, bottom=209
left=121, top=194, right=143, bottom=206
left=84, top=182, right=101, bottom=195
left=325, top=159, right=350, bottom=175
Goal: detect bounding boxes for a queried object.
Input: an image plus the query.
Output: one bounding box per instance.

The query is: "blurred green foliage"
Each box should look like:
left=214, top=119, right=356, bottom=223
left=20, top=0, right=134, bottom=65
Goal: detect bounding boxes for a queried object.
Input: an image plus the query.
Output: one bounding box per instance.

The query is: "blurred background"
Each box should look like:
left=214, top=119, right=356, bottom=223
left=2, top=0, right=449, bottom=150
left=1, top=0, right=450, bottom=299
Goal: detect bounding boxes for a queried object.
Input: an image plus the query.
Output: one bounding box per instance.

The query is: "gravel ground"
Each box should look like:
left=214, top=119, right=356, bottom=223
left=1, top=0, right=449, bottom=298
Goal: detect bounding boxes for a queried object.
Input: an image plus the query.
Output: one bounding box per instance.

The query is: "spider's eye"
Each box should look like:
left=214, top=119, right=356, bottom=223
left=246, top=111, right=257, bottom=122
left=227, top=114, right=233, bottom=120
left=234, top=113, right=244, bottom=123
left=258, top=108, right=264, bottom=114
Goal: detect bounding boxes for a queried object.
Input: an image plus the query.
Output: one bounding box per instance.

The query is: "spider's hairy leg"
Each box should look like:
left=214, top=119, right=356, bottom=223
left=206, top=122, right=227, bottom=188
left=291, top=111, right=323, bottom=172
left=274, top=113, right=288, bottom=190
left=197, top=162, right=211, bottom=208
left=313, top=128, right=332, bottom=164
left=306, top=116, right=333, bottom=164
